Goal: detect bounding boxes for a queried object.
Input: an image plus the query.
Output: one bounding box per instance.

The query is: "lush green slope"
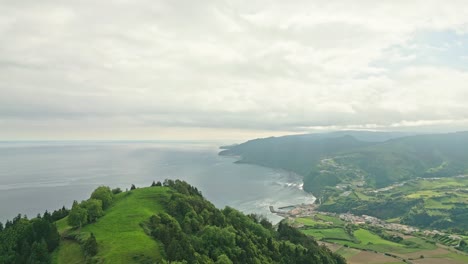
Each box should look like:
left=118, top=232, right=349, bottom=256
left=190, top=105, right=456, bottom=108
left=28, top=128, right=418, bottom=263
left=56, top=187, right=169, bottom=263
left=50, top=181, right=346, bottom=264
left=220, top=131, right=468, bottom=195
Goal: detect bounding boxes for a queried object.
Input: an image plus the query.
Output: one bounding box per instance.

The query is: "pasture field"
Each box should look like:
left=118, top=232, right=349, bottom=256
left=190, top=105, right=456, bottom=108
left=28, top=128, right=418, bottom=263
left=296, top=213, right=468, bottom=264
left=302, top=228, right=352, bottom=241
left=54, top=187, right=170, bottom=264
left=319, top=176, right=468, bottom=231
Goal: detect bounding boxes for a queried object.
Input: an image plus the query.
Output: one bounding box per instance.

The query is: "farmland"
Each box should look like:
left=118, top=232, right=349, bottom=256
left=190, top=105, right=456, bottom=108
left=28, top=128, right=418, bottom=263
left=319, top=176, right=468, bottom=230
left=292, top=211, right=468, bottom=264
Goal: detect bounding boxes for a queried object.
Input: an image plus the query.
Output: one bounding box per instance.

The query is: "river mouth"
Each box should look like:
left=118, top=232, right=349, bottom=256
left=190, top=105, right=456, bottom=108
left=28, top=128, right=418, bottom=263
left=0, top=141, right=314, bottom=224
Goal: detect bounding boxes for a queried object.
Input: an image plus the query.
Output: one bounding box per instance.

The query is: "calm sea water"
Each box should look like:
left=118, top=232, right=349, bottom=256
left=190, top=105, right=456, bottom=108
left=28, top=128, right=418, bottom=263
left=0, top=141, right=315, bottom=224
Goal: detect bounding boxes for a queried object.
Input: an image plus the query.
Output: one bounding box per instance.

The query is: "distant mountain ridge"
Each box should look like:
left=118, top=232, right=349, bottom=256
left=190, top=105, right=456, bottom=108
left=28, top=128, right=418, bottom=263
left=219, top=131, right=468, bottom=195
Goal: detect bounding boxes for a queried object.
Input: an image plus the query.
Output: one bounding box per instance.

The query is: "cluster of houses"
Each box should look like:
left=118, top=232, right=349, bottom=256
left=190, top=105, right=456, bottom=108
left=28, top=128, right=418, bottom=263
left=331, top=212, right=419, bottom=233
left=271, top=202, right=463, bottom=244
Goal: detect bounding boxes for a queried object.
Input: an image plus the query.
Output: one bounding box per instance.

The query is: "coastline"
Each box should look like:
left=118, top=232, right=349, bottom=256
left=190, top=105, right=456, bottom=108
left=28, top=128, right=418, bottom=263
left=218, top=152, right=316, bottom=223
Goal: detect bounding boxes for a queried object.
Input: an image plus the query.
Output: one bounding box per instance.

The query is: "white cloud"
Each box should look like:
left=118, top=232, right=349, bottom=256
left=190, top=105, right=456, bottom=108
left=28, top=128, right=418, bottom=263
left=1, top=0, right=468, bottom=139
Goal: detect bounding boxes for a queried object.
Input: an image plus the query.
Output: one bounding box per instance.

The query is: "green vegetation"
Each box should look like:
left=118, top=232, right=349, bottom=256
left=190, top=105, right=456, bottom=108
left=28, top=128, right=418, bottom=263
left=0, top=214, right=60, bottom=263
left=319, top=176, right=468, bottom=230
left=3, top=180, right=347, bottom=263
left=60, top=185, right=169, bottom=263
left=294, top=212, right=442, bottom=260
left=144, top=179, right=346, bottom=264
left=220, top=134, right=371, bottom=177
left=220, top=131, right=468, bottom=195
left=51, top=240, right=86, bottom=264
left=220, top=130, right=468, bottom=262
left=334, top=247, right=359, bottom=258
left=90, top=186, right=114, bottom=209
left=302, top=228, right=352, bottom=241
left=296, top=217, right=323, bottom=226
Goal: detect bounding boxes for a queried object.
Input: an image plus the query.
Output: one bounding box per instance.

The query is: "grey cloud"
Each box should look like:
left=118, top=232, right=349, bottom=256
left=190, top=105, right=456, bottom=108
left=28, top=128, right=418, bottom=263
left=1, top=0, right=468, bottom=139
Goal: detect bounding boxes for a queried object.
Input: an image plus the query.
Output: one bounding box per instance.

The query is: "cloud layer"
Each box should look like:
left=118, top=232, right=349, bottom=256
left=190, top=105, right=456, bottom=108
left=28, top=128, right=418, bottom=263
left=1, top=0, right=468, bottom=139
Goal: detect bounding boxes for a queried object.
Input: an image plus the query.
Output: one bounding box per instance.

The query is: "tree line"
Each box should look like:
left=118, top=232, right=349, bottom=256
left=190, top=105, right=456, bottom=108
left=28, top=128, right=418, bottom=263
left=148, top=179, right=346, bottom=264
left=0, top=213, right=60, bottom=263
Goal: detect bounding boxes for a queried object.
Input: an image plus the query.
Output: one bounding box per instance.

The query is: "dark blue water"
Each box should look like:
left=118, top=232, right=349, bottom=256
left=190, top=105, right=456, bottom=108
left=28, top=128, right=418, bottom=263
left=0, top=141, right=315, bottom=224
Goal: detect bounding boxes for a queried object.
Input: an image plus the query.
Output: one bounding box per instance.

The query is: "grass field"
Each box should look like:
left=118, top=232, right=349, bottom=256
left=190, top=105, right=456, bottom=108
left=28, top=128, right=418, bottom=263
left=354, top=229, right=402, bottom=247
left=315, top=214, right=345, bottom=225
left=307, top=176, right=468, bottom=263
left=335, top=247, right=360, bottom=258
left=55, top=187, right=170, bottom=264
left=295, top=217, right=323, bottom=226
left=310, top=227, right=438, bottom=254
left=302, top=228, right=352, bottom=241
left=51, top=240, right=86, bottom=264
left=320, top=176, right=468, bottom=232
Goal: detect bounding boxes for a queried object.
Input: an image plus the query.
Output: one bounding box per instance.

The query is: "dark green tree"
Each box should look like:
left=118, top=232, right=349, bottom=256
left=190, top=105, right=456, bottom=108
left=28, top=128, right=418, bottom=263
left=83, top=233, right=98, bottom=257
left=29, top=239, right=50, bottom=264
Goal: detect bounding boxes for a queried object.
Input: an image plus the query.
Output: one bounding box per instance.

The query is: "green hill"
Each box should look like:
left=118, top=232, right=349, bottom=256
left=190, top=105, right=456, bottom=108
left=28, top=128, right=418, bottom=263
left=1, top=180, right=346, bottom=264
left=219, top=134, right=372, bottom=176
left=54, top=186, right=169, bottom=263
left=220, top=131, right=468, bottom=195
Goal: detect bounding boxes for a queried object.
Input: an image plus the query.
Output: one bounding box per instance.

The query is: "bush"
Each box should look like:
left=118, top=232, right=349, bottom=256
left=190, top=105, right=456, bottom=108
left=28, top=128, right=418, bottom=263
left=112, top=188, right=122, bottom=194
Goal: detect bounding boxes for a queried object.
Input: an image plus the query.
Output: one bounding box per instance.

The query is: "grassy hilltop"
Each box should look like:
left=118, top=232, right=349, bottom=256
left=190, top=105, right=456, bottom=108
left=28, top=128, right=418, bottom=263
left=0, top=180, right=346, bottom=264
left=54, top=186, right=168, bottom=263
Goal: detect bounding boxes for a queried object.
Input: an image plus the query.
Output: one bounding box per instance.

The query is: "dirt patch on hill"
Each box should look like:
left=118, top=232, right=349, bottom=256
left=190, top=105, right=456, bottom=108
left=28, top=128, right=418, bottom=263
left=320, top=242, right=342, bottom=252
left=347, top=251, right=402, bottom=264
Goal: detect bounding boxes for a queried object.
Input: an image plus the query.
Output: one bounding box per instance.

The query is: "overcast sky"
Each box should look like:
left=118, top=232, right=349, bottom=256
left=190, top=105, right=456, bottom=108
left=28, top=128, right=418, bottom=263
left=1, top=0, right=468, bottom=140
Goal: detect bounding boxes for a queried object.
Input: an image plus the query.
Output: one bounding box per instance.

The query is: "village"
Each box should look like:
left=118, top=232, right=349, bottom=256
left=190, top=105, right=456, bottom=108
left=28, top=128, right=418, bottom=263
left=269, top=202, right=459, bottom=241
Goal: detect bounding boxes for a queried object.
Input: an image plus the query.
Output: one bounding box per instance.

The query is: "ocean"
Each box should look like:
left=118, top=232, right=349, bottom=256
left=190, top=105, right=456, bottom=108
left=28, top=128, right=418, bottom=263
left=0, top=141, right=315, bottom=224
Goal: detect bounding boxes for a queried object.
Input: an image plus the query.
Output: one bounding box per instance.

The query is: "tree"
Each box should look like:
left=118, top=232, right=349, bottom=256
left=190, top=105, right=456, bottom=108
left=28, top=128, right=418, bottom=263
left=0, top=221, right=3, bottom=232
left=83, top=233, right=98, bottom=257
left=42, top=210, right=53, bottom=222
left=51, top=206, right=69, bottom=221
left=151, top=181, right=157, bottom=187
left=216, top=254, right=233, bottom=264
left=68, top=201, right=88, bottom=228
left=91, top=186, right=113, bottom=209
left=29, top=239, right=50, bottom=263
left=112, top=188, right=122, bottom=194
left=82, top=199, right=104, bottom=222
left=131, top=184, right=136, bottom=190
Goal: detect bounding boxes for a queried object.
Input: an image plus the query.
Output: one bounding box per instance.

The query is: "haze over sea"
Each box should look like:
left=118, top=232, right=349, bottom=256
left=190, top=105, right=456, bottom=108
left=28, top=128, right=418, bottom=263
left=0, top=141, right=314, bottom=223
